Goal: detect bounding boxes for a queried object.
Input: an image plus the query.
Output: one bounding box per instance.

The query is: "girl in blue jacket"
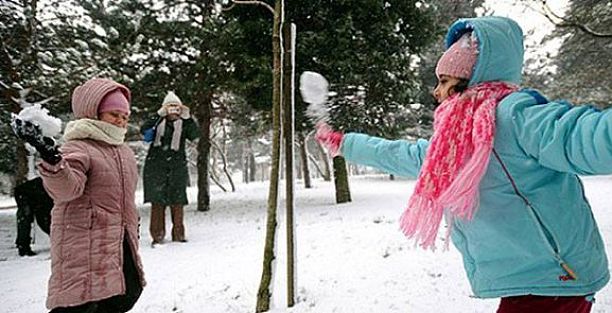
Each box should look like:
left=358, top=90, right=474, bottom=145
left=316, top=16, right=609, bottom=312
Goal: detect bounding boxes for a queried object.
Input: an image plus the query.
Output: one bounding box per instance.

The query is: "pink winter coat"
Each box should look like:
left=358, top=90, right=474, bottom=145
left=39, top=138, right=146, bottom=310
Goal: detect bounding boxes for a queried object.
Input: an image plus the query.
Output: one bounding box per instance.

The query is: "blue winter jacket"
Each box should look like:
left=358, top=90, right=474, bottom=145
left=341, top=16, right=610, bottom=298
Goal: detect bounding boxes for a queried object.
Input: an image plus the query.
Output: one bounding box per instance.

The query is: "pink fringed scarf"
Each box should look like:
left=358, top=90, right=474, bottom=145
left=400, top=81, right=519, bottom=250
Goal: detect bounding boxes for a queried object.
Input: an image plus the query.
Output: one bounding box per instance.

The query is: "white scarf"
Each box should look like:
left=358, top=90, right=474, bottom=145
left=63, top=119, right=127, bottom=145
left=154, top=118, right=183, bottom=151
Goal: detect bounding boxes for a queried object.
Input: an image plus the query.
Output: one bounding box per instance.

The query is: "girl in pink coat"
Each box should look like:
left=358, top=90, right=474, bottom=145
left=15, top=78, right=146, bottom=312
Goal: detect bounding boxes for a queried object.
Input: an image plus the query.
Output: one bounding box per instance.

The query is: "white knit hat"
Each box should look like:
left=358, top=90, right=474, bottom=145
left=162, top=91, right=182, bottom=106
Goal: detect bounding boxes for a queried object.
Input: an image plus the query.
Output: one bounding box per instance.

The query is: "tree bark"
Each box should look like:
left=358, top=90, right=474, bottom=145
left=282, top=23, right=296, bottom=307
left=333, top=156, right=351, bottom=203
left=196, top=92, right=212, bottom=212
left=249, top=151, right=257, bottom=182
left=256, top=1, right=283, bottom=311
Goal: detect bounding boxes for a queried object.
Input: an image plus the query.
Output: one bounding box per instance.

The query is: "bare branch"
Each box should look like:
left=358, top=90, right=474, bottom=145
left=221, top=3, right=236, bottom=11
left=539, top=0, right=612, bottom=38
left=0, top=80, right=10, bottom=90
left=230, top=0, right=274, bottom=15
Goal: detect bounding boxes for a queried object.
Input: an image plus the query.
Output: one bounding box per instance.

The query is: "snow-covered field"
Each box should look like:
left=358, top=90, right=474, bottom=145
left=2, top=175, right=612, bottom=313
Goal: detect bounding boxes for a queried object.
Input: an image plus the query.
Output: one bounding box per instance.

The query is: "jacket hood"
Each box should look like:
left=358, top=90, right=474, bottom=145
left=445, top=16, right=524, bottom=86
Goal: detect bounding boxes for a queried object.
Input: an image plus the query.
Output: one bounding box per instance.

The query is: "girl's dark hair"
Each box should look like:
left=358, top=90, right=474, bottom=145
left=452, top=79, right=469, bottom=94
left=433, top=78, right=471, bottom=106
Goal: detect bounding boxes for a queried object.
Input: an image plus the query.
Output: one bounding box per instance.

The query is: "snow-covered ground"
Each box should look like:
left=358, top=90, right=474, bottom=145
left=2, top=175, right=612, bottom=313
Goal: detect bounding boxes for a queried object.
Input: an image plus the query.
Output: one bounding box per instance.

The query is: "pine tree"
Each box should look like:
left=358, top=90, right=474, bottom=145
left=0, top=0, right=111, bottom=184
left=80, top=0, right=253, bottom=211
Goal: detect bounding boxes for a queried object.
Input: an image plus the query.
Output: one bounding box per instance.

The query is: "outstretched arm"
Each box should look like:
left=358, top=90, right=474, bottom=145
left=514, top=99, right=612, bottom=175
left=340, top=133, right=429, bottom=178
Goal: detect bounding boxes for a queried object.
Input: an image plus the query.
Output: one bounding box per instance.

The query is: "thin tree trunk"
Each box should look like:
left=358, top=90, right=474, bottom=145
left=282, top=23, right=296, bottom=307
left=211, top=139, right=236, bottom=192
left=196, top=92, right=212, bottom=212
left=249, top=149, right=257, bottom=182
left=209, top=169, right=227, bottom=192
left=256, top=1, right=283, bottom=311
left=333, top=156, right=351, bottom=203
left=298, top=132, right=311, bottom=188
left=307, top=153, right=325, bottom=178
left=315, top=140, right=331, bottom=181
left=242, top=142, right=249, bottom=183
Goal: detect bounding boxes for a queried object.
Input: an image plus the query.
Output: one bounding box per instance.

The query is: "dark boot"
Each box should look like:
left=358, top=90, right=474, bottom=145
left=149, top=204, right=166, bottom=244
left=170, top=205, right=186, bottom=242
left=49, top=302, right=102, bottom=313
left=18, top=245, right=36, bottom=257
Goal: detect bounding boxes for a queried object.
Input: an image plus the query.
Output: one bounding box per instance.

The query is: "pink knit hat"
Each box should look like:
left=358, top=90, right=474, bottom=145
left=71, top=78, right=131, bottom=119
left=98, top=89, right=130, bottom=115
left=435, top=32, right=479, bottom=80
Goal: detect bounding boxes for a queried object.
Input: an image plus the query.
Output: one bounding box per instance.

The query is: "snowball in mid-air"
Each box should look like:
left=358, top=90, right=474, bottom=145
left=300, top=71, right=329, bottom=105
left=300, top=71, right=331, bottom=122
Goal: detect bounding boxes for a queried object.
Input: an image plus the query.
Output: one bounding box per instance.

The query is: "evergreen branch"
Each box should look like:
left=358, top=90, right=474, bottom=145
left=3, top=0, right=23, bottom=7
left=230, top=0, right=274, bottom=15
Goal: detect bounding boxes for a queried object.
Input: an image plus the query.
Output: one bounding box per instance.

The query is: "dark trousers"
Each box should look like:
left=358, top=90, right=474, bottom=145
left=14, top=177, right=52, bottom=249
left=50, top=238, right=143, bottom=313
left=497, top=295, right=593, bottom=313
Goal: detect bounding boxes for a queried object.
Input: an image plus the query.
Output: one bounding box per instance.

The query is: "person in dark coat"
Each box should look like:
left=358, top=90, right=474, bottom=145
left=141, top=91, right=199, bottom=244
left=14, top=176, right=53, bottom=256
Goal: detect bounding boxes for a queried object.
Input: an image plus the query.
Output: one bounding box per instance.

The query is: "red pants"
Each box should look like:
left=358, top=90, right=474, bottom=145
left=497, top=295, right=592, bottom=313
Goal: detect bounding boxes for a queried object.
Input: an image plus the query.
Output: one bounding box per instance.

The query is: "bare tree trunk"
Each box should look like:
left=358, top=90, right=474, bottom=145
left=315, top=140, right=331, bottom=181
left=209, top=169, right=228, bottom=192
left=333, top=156, right=351, bottom=203
left=307, top=153, right=325, bottom=178
left=249, top=148, right=257, bottom=182
left=211, top=139, right=236, bottom=192
left=242, top=142, right=249, bottom=183
left=196, top=92, right=212, bottom=212
left=256, top=1, right=283, bottom=311
left=298, top=132, right=311, bottom=188
left=282, top=23, right=296, bottom=307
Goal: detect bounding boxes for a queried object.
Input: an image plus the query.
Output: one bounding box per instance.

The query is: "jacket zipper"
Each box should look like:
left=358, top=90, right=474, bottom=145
left=492, top=149, right=578, bottom=280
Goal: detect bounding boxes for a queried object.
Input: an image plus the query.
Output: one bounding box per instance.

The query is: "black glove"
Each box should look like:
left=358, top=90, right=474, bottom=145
left=11, top=118, right=62, bottom=165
